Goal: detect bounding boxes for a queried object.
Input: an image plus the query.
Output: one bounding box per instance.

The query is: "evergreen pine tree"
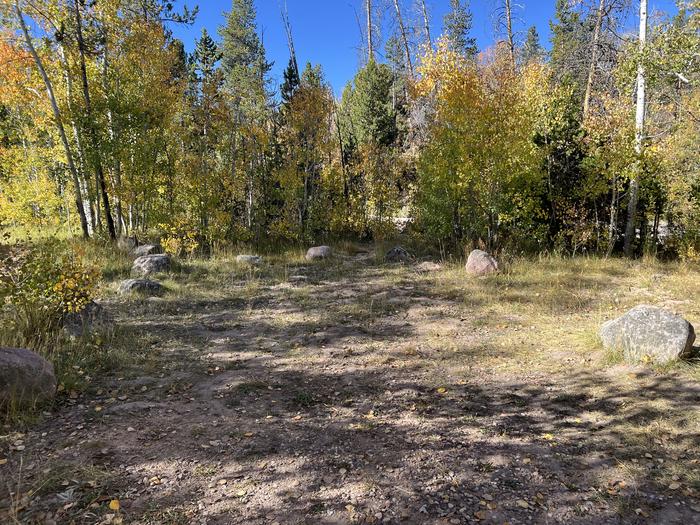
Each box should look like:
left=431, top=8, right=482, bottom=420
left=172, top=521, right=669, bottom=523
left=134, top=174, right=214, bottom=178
left=443, top=0, right=478, bottom=60
left=281, top=56, right=300, bottom=104
left=520, top=26, right=544, bottom=65
left=194, top=28, right=222, bottom=82
left=219, top=0, right=272, bottom=118
left=549, top=0, right=587, bottom=87
left=349, top=60, right=397, bottom=147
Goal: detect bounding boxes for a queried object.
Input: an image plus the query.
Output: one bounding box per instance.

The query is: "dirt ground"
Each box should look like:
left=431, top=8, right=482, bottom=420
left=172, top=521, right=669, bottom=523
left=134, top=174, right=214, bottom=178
left=2, top=250, right=699, bottom=524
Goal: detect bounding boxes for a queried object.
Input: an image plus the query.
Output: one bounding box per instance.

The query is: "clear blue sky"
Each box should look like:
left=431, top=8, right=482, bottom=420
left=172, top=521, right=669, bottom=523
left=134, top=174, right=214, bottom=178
left=170, top=0, right=679, bottom=96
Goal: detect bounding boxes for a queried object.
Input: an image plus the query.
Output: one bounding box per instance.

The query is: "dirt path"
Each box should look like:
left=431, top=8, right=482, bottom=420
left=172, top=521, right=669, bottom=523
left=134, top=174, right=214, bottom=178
left=2, top=254, right=699, bottom=524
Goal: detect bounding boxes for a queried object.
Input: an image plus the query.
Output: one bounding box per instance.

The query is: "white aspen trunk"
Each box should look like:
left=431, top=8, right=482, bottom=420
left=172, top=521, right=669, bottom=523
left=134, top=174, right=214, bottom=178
left=392, top=0, right=413, bottom=76
left=623, top=0, right=647, bottom=257
left=366, top=0, right=374, bottom=62
left=419, top=0, right=432, bottom=49
left=15, top=0, right=90, bottom=238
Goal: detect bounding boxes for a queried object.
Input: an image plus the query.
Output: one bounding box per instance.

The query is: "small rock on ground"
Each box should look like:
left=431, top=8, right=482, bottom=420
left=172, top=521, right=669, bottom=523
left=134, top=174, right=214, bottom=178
left=306, top=246, right=332, bottom=260
left=236, top=255, right=263, bottom=266
left=386, top=246, right=412, bottom=263
left=0, top=347, right=56, bottom=406
left=119, top=279, right=165, bottom=296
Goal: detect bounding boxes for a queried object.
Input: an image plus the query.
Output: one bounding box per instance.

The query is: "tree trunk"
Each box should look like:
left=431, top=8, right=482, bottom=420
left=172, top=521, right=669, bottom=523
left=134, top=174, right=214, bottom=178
left=583, top=0, right=606, bottom=119
left=392, top=0, right=413, bottom=77
left=281, top=2, right=299, bottom=79
left=15, top=0, right=90, bottom=238
left=58, top=42, right=94, bottom=235
left=623, top=0, right=647, bottom=257
left=419, top=0, right=432, bottom=49
left=504, top=0, right=516, bottom=69
left=74, top=0, right=117, bottom=240
left=102, top=34, right=123, bottom=235
left=366, top=0, right=374, bottom=62
left=607, top=173, right=618, bottom=256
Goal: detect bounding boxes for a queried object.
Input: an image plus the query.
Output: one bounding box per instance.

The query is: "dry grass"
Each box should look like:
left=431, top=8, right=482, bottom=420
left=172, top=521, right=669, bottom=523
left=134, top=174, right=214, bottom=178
left=4, top=243, right=700, bottom=523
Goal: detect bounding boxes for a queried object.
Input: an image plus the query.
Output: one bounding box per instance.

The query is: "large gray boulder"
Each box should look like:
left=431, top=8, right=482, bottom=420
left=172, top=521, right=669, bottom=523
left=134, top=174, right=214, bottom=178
left=132, top=254, right=171, bottom=276
left=236, top=255, right=263, bottom=266
left=386, top=246, right=412, bottom=263
left=132, top=244, right=162, bottom=257
left=600, top=305, right=696, bottom=364
left=0, top=348, right=56, bottom=407
left=465, top=249, right=499, bottom=276
left=306, top=246, right=332, bottom=260
left=63, top=301, right=112, bottom=339
left=119, top=279, right=164, bottom=296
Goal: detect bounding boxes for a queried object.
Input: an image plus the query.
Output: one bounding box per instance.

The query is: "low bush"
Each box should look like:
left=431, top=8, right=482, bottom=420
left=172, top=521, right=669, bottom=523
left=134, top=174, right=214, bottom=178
left=0, top=238, right=99, bottom=352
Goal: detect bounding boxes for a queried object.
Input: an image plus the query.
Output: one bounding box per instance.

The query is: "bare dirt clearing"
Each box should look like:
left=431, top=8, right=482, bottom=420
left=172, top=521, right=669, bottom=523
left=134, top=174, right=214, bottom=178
left=2, top=251, right=699, bottom=524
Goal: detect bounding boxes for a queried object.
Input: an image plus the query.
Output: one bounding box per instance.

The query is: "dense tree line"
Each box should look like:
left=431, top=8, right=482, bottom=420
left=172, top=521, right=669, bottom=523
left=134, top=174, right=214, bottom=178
left=0, top=0, right=699, bottom=257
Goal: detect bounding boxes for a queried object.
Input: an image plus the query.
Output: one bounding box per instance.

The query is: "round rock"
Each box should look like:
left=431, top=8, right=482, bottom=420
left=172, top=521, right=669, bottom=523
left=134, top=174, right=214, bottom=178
left=63, top=301, right=112, bottom=339
left=0, top=347, right=56, bottom=407
left=600, top=305, right=695, bottom=364
left=236, top=255, right=263, bottom=266
left=132, top=254, right=171, bottom=276
left=119, top=279, right=165, bottom=296
left=386, top=246, right=412, bottom=263
left=415, top=261, right=442, bottom=272
left=306, top=246, right=332, bottom=260
left=465, top=249, right=499, bottom=276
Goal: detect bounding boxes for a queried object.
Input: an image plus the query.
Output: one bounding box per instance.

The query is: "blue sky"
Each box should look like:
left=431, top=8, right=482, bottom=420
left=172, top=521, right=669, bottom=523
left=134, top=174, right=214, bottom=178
left=170, top=0, right=679, bottom=96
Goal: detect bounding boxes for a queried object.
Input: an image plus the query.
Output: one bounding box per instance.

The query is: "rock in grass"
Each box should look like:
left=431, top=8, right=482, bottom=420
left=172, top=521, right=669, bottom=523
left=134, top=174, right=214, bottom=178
left=132, top=244, right=162, bottom=257
left=236, top=255, right=263, bottom=266
left=306, top=246, right=332, bottom=260
left=63, top=301, right=113, bottom=339
left=0, top=348, right=56, bottom=407
left=119, top=279, right=164, bottom=296
left=600, top=305, right=695, bottom=364
left=465, top=249, right=499, bottom=276
left=385, top=246, right=412, bottom=263
left=415, top=261, right=442, bottom=272
left=117, top=236, right=139, bottom=251
left=132, top=254, right=171, bottom=276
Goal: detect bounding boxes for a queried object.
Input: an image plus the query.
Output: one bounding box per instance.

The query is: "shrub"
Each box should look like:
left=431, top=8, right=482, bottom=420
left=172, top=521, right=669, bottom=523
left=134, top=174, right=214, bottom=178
left=0, top=238, right=100, bottom=349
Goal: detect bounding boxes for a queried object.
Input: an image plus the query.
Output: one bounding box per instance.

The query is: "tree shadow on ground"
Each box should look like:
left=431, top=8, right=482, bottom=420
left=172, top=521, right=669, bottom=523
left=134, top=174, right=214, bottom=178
left=3, top=257, right=700, bottom=525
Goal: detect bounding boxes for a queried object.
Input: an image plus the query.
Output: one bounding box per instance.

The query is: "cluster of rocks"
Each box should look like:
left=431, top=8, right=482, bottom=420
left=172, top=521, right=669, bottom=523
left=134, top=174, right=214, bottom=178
left=381, top=246, right=499, bottom=276
left=116, top=237, right=172, bottom=297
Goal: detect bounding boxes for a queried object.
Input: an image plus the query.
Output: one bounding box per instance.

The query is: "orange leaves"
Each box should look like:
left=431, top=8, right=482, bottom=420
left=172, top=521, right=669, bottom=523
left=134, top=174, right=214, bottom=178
left=0, top=38, right=36, bottom=106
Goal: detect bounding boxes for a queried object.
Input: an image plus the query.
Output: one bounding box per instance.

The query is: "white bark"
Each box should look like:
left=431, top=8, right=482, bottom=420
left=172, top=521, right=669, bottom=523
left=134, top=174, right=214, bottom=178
left=392, top=0, right=413, bottom=77
left=623, top=0, right=647, bottom=257
left=15, top=0, right=90, bottom=238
